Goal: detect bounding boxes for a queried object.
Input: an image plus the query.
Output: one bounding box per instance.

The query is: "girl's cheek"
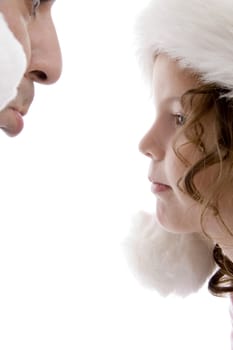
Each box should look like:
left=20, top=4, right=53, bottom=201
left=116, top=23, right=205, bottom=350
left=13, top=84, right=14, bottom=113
left=194, top=164, right=220, bottom=193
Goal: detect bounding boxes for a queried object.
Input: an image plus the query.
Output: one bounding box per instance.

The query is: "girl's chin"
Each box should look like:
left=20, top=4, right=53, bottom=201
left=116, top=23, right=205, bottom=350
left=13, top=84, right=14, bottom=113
left=155, top=200, right=178, bottom=232
left=155, top=218, right=193, bottom=234
left=155, top=200, right=198, bottom=234
left=155, top=208, right=185, bottom=234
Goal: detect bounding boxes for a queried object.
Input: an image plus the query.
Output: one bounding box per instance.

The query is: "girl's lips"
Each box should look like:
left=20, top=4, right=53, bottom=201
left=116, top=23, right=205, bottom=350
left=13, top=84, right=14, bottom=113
left=151, top=182, right=172, bottom=194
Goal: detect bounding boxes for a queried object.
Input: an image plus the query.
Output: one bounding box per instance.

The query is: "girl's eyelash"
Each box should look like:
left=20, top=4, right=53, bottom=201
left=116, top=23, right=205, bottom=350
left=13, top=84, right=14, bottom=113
left=173, top=113, right=186, bottom=127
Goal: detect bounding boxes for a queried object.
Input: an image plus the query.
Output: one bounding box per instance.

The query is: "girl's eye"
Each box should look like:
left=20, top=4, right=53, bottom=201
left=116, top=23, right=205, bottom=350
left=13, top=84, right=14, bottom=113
left=31, top=0, right=41, bottom=16
left=173, top=113, right=186, bottom=127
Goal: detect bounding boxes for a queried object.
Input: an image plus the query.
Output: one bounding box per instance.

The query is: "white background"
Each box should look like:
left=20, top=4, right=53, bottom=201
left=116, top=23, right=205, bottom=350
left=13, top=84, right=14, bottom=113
left=0, top=1, right=230, bottom=349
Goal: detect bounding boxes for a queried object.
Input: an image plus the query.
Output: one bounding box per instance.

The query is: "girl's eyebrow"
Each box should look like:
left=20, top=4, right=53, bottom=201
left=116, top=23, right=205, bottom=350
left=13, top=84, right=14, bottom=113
left=164, top=97, right=181, bottom=103
left=153, top=97, right=183, bottom=108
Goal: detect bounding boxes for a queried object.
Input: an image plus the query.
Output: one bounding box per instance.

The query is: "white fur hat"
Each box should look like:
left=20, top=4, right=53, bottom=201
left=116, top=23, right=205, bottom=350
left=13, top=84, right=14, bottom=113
left=124, top=212, right=215, bottom=297
left=136, top=0, right=233, bottom=97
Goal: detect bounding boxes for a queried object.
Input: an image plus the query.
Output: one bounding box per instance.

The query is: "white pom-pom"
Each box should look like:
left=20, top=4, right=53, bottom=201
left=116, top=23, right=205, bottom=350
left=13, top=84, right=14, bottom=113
left=124, top=212, right=216, bottom=297
left=0, top=13, right=27, bottom=111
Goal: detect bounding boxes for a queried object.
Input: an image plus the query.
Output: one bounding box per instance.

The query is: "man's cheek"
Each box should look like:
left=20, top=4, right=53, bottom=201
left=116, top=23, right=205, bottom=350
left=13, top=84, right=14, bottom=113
left=0, top=12, right=27, bottom=111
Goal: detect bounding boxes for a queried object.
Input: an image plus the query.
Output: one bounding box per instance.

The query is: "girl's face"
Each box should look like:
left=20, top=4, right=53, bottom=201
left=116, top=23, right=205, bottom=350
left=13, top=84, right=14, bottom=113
left=139, top=54, right=219, bottom=235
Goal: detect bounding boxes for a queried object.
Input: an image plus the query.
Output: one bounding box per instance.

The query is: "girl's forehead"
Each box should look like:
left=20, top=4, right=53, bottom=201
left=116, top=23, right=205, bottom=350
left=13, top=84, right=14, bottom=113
left=152, top=54, right=200, bottom=102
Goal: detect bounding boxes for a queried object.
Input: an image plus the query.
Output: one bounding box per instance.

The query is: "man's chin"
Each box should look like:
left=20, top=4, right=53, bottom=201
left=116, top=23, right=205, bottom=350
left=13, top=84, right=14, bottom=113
left=3, top=126, right=24, bottom=137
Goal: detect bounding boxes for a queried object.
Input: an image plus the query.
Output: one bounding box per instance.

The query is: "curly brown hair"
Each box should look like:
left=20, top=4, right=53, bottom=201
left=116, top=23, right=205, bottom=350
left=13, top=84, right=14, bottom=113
left=173, top=83, right=233, bottom=296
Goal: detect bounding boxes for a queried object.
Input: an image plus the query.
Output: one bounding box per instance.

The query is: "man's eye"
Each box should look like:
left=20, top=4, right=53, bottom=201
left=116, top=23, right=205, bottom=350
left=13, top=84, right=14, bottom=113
left=173, top=113, right=186, bottom=127
left=31, top=0, right=41, bottom=15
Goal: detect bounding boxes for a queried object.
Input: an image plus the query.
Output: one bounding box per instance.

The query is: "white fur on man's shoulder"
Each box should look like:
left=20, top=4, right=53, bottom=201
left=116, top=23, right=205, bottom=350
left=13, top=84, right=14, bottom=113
left=136, top=0, right=233, bottom=97
left=0, top=13, right=26, bottom=111
left=124, top=212, right=216, bottom=297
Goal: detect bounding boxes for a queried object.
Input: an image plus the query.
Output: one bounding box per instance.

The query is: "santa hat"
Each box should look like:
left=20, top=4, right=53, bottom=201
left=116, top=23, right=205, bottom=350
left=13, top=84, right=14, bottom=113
left=136, top=0, right=233, bottom=98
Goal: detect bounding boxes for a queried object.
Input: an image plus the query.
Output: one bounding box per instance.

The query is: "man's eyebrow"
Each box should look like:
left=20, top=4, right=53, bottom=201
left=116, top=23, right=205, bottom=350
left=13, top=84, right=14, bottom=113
left=40, top=0, right=56, bottom=5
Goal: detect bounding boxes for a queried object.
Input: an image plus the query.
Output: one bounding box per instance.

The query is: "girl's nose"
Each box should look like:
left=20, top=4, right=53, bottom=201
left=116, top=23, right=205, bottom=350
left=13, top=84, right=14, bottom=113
left=139, top=125, right=165, bottom=161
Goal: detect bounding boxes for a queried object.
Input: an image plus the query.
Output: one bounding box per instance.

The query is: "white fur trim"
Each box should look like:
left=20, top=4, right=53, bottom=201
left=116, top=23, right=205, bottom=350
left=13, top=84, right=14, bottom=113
left=0, top=13, right=26, bottom=111
left=124, top=212, right=216, bottom=297
left=136, top=0, right=233, bottom=97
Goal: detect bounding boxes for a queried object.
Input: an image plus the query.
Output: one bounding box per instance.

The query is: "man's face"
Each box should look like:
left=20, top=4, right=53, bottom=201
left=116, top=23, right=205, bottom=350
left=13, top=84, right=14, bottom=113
left=0, top=0, right=62, bottom=136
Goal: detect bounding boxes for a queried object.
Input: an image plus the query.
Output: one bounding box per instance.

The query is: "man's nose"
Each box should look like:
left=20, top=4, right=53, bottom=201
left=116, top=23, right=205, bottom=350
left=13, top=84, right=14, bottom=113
left=139, top=124, right=165, bottom=161
left=26, top=15, right=62, bottom=85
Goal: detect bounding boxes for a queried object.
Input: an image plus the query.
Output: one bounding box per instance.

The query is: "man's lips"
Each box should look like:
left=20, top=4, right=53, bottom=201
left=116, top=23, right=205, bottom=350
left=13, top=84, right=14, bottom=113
left=0, top=107, right=25, bottom=137
left=10, top=108, right=24, bottom=135
left=0, top=79, right=35, bottom=136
